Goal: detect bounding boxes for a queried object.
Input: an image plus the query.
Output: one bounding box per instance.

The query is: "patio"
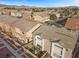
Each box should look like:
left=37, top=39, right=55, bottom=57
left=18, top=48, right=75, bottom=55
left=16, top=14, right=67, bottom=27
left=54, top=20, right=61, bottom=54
left=23, top=41, right=49, bottom=58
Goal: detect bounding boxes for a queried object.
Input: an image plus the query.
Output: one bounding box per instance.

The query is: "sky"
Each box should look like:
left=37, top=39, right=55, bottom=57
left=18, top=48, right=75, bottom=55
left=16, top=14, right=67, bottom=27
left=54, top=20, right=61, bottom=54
left=0, top=0, right=79, bottom=7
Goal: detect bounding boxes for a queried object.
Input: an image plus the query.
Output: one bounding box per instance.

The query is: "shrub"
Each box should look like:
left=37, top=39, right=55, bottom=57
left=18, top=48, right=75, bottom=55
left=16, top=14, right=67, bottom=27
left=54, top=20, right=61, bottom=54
left=50, top=14, right=57, bottom=20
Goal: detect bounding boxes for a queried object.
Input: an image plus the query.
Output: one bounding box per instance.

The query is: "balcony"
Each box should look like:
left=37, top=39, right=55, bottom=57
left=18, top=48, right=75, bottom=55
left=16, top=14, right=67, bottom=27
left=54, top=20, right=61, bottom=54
left=23, top=41, right=49, bottom=58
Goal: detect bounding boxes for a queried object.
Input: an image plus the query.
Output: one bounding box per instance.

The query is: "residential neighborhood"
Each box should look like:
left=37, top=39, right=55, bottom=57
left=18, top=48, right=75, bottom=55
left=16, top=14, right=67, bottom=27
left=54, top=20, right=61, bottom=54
left=0, top=0, right=79, bottom=58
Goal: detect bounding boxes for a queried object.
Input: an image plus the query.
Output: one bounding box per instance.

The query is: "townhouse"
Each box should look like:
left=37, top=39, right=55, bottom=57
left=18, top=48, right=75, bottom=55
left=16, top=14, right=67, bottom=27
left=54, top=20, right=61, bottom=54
left=0, top=15, right=41, bottom=43
left=33, top=12, right=49, bottom=22
left=32, top=24, right=78, bottom=58
left=10, top=11, right=22, bottom=18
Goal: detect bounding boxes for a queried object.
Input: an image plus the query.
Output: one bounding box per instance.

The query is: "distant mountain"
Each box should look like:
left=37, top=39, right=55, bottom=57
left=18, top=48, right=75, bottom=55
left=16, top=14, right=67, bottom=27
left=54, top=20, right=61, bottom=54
left=0, top=4, right=79, bottom=9
left=0, top=4, right=30, bottom=8
left=0, top=4, right=8, bottom=7
left=64, top=6, right=79, bottom=8
left=0, top=4, right=42, bottom=9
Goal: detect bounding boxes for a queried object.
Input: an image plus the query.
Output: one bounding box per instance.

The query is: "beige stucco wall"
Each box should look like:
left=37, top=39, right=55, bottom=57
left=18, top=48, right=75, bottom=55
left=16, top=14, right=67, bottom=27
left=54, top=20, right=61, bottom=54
left=0, top=22, right=12, bottom=33
left=33, top=15, right=49, bottom=22
left=56, top=13, right=60, bottom=18
left=43, top=39, right=73, bottom=58
left=33, top=15, right=43, bottom=22
left=63, top=49, right=72, bottom=58
left=43, top=39, right=51, bottom=54
left=50, top=42, right=73, bottom=58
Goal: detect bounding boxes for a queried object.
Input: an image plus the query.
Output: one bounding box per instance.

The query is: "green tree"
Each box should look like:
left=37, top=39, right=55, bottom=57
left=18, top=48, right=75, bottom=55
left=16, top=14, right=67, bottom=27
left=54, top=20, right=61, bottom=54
left=64, top=9, right=70, bottom=16
left=50, top=14, right=57, bottom=20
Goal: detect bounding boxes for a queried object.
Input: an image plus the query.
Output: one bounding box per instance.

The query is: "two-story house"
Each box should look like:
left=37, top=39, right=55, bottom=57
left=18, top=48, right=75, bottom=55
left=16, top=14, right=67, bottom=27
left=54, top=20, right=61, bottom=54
left=0, top=15, right=41, bottom=43
left=32, top=24, right=78, bottom=58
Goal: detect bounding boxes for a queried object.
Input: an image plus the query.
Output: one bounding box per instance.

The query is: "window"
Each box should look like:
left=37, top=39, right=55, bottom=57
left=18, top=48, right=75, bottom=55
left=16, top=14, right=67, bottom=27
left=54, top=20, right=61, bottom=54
left=35, top=35, right=42, bottom=46
left=53, top=44, right=63, bottom=58
left=34, top=35, right=42, bottom=52
left=36, top=44, right=42, bottom=52
left=35, top=35, right=42, bottom=40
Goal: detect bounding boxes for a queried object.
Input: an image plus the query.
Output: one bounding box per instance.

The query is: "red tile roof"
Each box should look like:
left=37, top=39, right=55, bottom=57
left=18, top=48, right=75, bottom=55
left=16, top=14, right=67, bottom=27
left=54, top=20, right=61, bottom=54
left=65, top=18, right=79, bottom=31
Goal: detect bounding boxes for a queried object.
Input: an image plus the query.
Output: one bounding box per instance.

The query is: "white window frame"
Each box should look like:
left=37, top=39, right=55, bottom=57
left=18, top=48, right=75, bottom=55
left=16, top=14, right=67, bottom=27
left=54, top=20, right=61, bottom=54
left=34, top=35, right=44, bottom=51
left=51, top=43, right=63, bottom=58
left=35, top=35, right=42, bottom=45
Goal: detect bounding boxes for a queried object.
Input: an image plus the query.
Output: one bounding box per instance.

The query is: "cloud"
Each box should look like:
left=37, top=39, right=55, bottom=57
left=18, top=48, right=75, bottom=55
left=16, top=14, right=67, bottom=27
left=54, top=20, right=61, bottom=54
left=74, top=0, right=79, bottom=2
left=72, top=0, right=79, bottom=6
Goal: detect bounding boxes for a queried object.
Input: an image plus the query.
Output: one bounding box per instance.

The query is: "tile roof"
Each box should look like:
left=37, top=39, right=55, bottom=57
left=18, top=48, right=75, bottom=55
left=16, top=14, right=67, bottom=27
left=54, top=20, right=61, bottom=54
left=65, top=15, right=79, bottom=31
left=0, top=15, right=38, bottom=32
left=13, top=19, right=38, bottom=32
left=0, top=32, right=37, bottom=58
left=33, top=24, right=78, bottom=50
